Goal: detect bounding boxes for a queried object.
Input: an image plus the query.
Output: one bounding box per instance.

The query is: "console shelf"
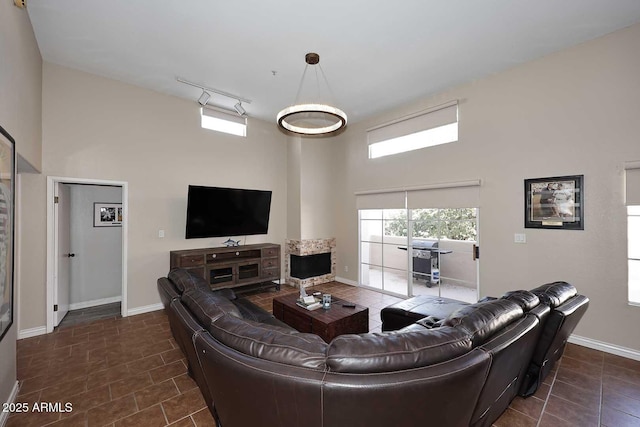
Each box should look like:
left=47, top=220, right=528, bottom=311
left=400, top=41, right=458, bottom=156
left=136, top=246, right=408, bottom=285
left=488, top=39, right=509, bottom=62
left=170, top=243, right=281, bottom=292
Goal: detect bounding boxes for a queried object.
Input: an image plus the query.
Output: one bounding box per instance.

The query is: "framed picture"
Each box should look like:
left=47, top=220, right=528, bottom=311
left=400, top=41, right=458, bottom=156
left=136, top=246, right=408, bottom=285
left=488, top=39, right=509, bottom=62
left=94, top=202, right=123, bottom=227
left=525, top=175, right=584, bottom=230
left=0, top=125, right=15, bottom=342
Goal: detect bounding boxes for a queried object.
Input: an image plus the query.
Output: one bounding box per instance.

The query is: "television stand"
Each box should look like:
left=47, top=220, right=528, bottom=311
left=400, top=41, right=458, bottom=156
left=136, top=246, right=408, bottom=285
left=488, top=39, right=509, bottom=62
left=170, top=243, right=281, bottom=292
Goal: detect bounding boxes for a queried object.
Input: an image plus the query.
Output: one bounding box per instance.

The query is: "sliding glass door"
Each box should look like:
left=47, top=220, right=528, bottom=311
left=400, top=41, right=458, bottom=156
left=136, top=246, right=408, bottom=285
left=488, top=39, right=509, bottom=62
left=359, top=207, right=478, bottom=301
left=409, top=208, right=478, bottom=302
left=357, top=183, right=480, bottom=302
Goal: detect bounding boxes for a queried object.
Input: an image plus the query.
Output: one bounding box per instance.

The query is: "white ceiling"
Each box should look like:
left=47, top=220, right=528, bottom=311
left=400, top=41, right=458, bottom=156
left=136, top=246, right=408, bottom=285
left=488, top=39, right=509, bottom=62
left=27, top=0, right=640, bottom=126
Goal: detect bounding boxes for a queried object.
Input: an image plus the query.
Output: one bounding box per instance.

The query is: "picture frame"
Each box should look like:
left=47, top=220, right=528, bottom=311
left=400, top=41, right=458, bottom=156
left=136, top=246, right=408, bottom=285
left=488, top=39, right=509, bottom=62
left=94, top=202, right=123, bottom=227
left=0, top=125, right=15, bottom=342
left=525, top=175, right=584, bottom=230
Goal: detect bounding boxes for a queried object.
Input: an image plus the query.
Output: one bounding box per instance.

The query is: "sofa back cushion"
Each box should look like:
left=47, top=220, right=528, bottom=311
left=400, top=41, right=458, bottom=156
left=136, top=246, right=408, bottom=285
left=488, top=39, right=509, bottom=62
left=157, top=277, right=180, bottom=309
left=208, top=314, right=328, bottom=370
left=326, top=326, right=472, bottom=373
left=530, top=281, right=577, bottom=308
left=168, top=268, right=211, bottom=294
left=501, top=290, right=540, bottom=312
left=181, top=288, right=242, bottom=326
left=442, top=300, right=523, bottom=347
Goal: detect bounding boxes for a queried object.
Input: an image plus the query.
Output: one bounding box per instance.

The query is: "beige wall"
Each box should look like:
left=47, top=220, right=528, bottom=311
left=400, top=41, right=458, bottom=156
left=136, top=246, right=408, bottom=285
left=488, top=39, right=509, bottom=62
left=286, top=137, right=302, bottom=239
left=0, top=2, right=42, bottom=407
left=286, top=136, right=337, bottom=241
left=19, top=63, right=287, bottom=329
left=334, top=23, right=640, bottom=351
left=0, top=4, right=42, bottom=172
left=300, top=139, right=336, bottom=240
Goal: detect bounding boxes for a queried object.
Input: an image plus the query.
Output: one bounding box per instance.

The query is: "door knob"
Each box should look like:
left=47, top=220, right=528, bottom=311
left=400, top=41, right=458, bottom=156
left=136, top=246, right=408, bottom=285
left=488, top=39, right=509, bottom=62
left=68, top=253, right=76, bottom=258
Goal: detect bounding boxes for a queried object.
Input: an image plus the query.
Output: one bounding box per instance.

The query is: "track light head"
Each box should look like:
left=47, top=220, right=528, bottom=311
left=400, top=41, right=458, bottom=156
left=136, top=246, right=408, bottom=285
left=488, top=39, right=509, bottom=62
left=198, top=91, right=211, bottom=106
left=234, top=101, right=246, bottom=116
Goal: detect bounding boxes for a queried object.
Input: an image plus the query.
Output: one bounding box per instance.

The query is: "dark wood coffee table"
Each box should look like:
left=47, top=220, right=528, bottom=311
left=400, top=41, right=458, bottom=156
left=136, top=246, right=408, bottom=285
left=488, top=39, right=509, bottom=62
left=272, top=293, right=369, bottom=343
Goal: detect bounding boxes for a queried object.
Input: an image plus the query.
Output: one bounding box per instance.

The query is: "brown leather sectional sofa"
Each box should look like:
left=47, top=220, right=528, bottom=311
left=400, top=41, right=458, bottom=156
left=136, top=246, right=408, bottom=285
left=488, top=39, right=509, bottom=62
left=158, top=268, right=588, bottom=427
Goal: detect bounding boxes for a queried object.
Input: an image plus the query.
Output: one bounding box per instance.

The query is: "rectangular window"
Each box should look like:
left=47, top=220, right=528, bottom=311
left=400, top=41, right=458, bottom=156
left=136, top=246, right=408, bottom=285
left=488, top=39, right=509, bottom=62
left=201, top=106, right=247, bottom=137
left=629, top=205, right=640, bottom=305
left=367, top=101, right=458, bottom=159
left=625, top=162, right=640, bottom=305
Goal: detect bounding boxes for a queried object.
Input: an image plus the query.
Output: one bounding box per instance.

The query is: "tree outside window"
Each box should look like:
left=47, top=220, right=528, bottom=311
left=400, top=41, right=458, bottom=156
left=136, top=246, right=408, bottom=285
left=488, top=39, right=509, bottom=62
left=385, top=208, right=477, bottom=241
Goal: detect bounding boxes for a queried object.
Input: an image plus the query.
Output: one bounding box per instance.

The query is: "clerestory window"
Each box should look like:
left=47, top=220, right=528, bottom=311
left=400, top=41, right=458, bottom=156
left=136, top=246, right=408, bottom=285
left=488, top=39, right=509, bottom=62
left=367, top=101, right=458, bottom=159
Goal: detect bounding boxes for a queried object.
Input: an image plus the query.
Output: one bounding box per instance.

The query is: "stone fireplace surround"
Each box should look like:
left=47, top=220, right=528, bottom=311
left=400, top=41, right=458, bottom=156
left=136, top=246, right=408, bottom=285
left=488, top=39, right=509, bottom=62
left=285, top=238, right=336, bottom=288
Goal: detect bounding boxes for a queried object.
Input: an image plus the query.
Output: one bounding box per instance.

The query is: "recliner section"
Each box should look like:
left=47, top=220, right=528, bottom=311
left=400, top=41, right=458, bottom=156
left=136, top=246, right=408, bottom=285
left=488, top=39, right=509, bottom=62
left=519, top=281, right=589, bottom=396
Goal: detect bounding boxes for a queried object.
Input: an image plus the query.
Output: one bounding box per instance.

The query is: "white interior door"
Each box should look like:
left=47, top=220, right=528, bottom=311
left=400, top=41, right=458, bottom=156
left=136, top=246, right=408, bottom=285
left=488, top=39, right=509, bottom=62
left=54, top=183, right=71, bottom=326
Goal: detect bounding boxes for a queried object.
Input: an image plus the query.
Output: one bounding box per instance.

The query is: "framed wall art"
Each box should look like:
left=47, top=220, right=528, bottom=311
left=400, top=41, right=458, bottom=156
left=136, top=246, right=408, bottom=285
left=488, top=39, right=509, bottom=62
left=94, top=202, right=123, bottom=227
left=525, top=175, right=584, bottom=230
left=0, top=125, right=15, bottom=342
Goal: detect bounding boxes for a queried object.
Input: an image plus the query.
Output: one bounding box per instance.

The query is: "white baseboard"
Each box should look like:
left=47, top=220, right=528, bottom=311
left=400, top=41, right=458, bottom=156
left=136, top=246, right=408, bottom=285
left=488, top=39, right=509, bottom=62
left=127, top=303, right=163, bottom=317
left=18, top=326, right=47, bottom=340
left=569, top=334, right=640, bottom=361
left=69, top=296, right=122, bottom=311
left=335, top=276, right=358, bottom=287
left=0, top=381, right=19, bottom=427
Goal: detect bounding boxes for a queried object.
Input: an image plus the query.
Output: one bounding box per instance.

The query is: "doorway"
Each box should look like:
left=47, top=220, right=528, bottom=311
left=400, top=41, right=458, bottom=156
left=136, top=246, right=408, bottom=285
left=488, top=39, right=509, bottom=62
left=46, top=177, right=128, bottom=333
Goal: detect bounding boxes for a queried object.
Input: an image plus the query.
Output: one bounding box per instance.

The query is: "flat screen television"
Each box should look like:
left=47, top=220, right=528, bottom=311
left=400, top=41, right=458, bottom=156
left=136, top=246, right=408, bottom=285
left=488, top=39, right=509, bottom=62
left=185, top=185, right=272, bottom=239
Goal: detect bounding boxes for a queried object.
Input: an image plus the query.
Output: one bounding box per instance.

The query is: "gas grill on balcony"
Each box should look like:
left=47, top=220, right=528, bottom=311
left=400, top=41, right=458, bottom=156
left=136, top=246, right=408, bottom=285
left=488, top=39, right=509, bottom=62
left=399, top=240, right=452, bottom=288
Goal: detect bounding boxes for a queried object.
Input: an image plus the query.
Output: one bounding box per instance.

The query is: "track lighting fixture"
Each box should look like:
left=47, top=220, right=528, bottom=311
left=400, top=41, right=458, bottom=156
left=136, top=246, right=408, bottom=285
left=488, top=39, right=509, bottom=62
left=177, top=77, right=251, bottom=114
left=234, top=102, right=246, bottom=116
left=198, top=91, right=211, bottom=106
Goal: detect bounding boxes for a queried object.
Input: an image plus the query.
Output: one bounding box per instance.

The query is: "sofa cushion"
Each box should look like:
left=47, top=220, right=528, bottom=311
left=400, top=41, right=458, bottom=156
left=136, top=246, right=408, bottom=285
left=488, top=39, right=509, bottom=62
left=442, top=300, right=523, bottom=347
left=380, top=295, right=470, bottom=331
left=168, top=268, right=210, bottom=294
left=181, top=288, right=242, bottom=326
left=232, top=298, right=276, bottom=323
left=501, top=290, right=540, bottom=312
left=530, top=281, right=577, bottom=308
left=212, top=287, right=237, bottom=301
left=326, top=326, right=472, bottom=373
left=207, top=314, right=328, bottom=370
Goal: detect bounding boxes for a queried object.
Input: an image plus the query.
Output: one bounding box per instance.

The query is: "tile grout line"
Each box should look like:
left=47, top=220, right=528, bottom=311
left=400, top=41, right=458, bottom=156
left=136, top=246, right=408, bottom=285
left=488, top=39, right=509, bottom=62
left=599, top=353, right=604, bottom=427
left=535, top=362, right=560, bottom=427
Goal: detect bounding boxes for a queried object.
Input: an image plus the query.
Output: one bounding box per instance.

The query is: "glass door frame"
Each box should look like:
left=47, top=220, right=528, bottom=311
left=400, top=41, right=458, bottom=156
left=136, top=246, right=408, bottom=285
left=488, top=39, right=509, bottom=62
left=357, top=209, right=411, bottom=298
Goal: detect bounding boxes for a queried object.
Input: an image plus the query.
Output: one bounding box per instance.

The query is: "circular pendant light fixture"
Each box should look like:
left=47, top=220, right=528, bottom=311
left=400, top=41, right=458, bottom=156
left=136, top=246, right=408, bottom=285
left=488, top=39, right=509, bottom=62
left=277, top=53, right=347, bottom=137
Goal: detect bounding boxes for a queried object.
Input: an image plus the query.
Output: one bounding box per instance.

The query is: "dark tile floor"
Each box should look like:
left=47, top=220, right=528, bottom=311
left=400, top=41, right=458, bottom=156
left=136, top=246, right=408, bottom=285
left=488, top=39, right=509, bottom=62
left=10, top=281, right=640, bottom=426
left=57, top=303, right=122, bottom=329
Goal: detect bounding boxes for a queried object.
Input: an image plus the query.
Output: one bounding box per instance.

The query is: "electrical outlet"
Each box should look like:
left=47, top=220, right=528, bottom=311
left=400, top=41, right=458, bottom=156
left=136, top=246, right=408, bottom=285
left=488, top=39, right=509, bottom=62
left=344, top=265, right=349, bottom=273
left=158, top=229, right=165, bottom=238
left=514, top=233, right=526, bottom=244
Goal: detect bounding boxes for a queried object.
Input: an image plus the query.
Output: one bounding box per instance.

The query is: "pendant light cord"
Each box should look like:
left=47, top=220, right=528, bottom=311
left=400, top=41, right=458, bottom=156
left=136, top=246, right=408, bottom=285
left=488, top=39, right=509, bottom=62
left=292, top=63, right=337, bottom=106
left=293, top=64, right=310, bottom=105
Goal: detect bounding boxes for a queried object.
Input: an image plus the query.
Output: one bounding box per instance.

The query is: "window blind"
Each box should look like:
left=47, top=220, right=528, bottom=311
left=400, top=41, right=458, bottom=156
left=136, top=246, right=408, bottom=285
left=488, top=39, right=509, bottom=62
left=355, top=191, right=406, bottom=210
left=355, top=180, right=481, bottom=210
left=625, top=161, right=640, bottom=205
left=366, top=101, right=458, bottom=146
left=406, top=180, right=480, bottom=209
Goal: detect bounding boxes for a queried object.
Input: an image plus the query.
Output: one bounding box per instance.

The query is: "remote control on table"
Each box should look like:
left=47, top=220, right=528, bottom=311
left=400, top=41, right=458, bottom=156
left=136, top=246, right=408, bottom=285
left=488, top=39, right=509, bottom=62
left=342, top=303, right=356, bottom=308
